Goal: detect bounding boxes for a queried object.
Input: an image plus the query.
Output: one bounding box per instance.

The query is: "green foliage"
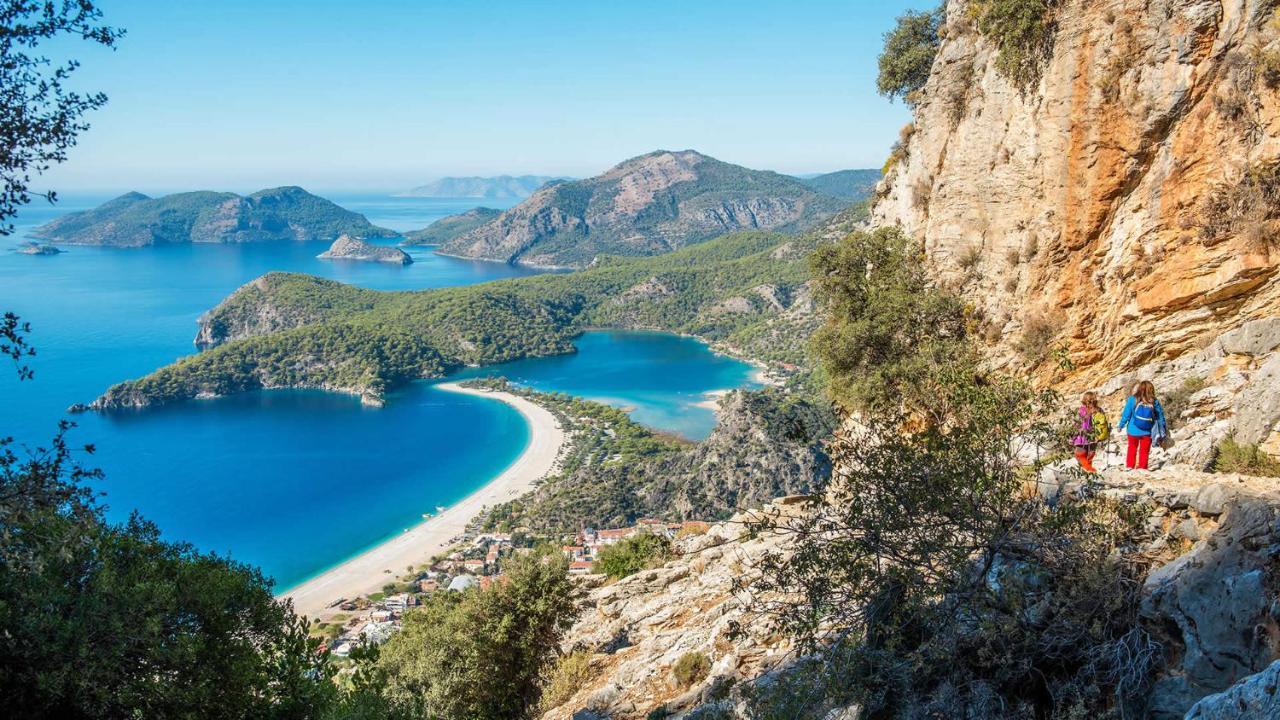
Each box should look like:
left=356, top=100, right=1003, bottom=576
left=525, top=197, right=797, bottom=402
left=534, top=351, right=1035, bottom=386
left=809, top=226, right=970, bottom=419
left=0, top=0, right=121, bottom=236
left=1212, top=436, right=1280, bottom=477
left=672, top=651, right=712, bottom=687
left=1161, top=375, right=1206, bottom=429
left=970, top=0, right=1059, bottom=90
left=0, top=423, right=335, bottom=719
left=877, top=8, right=942, bottom=104
left=366, top=548, right=574, bottom=719
left=595, top=532, right=673, bottom=579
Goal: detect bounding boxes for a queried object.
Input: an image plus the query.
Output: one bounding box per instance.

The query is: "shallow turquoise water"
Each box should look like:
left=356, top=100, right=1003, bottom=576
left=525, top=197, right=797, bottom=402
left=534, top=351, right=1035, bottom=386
left=0, top=193, right=759, bottom=589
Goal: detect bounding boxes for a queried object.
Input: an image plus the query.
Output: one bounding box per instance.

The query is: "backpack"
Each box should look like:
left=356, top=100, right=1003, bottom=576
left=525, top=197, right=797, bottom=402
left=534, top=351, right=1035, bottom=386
left=1133, top=402, right=1156, bottom=433
left=1090, top=409, right=1110, bottom=443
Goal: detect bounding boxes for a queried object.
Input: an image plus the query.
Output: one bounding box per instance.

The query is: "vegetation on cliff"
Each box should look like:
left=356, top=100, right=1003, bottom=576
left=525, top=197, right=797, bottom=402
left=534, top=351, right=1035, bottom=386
left=400, top=207, right=501, bottom=246
left=877, top=8, right=942, bottom=104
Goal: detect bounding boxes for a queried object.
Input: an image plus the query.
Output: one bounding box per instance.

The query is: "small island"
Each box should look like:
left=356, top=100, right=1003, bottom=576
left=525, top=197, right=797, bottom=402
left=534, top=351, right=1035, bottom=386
left=15, top=241, right=61, bottom=255
left=317, top=234, right=413, bottom=265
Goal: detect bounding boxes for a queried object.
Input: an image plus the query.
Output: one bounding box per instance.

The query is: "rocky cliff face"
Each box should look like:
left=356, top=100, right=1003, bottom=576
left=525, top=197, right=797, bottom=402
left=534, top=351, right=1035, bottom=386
left=873, top=0, right=1280, bottom=393
left=439, top=150, right=848, bottom=268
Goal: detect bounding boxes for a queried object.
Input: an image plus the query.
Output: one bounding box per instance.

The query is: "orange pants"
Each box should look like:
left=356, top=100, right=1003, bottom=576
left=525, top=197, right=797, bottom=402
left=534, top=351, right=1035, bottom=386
left=1074, top=448, right=1097, bottom=473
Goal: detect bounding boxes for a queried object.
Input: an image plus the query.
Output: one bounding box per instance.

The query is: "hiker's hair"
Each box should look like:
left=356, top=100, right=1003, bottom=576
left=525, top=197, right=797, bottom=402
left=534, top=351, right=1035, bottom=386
left=1081, top=391, right=1100, bottom=411
left=1134, top=380, right=1156, bottom=404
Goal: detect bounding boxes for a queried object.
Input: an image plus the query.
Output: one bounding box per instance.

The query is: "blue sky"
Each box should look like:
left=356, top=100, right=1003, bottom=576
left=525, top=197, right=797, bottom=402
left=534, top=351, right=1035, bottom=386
left=44, top=0, right=930, bottom=192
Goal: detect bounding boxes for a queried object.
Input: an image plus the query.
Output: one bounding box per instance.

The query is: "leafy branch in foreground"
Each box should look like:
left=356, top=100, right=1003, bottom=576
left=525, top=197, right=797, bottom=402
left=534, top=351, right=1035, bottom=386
left=0, top=0, right=123, bottom=235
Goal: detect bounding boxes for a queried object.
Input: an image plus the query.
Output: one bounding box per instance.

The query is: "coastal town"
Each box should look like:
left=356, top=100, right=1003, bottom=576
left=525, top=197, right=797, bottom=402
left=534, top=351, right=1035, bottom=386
left=313, top=517, right=711, bottom=660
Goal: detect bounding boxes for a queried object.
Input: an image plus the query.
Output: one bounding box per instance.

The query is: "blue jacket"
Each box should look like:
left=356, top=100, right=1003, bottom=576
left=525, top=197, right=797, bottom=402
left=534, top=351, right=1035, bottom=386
left=1117, top=396, right=1166, bottom=438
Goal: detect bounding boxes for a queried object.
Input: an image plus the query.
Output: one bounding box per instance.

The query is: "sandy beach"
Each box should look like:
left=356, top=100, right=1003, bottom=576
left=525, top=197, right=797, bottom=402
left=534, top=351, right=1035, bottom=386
left=279, top=382, right=564, bottom=620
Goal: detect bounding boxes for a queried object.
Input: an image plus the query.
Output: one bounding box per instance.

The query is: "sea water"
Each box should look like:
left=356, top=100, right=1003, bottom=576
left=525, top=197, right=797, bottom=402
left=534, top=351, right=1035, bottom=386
left=0, top=193, right=759, bottom=588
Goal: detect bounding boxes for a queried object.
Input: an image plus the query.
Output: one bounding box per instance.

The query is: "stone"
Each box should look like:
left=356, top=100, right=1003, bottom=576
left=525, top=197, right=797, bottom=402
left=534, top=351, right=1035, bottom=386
left=1218, top=318, right=1280, bottom=357
left=1141, top=500, right=1280, bottom=718
left=1192, top=483, right=1232, bottom=515
left=1184, top=659, right=1280, bottom=719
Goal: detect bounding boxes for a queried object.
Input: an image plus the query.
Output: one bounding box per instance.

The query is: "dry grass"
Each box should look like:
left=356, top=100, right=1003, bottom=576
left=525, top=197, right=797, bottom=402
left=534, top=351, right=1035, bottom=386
left=1198, top=160, right=1280, bottom=249
left=1015, top=311, right=1062, bottom=365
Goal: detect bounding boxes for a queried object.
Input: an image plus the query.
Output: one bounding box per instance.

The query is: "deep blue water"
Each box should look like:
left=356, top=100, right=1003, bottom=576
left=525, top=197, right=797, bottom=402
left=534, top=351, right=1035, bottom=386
left=0, top=192, right=758, bottom=590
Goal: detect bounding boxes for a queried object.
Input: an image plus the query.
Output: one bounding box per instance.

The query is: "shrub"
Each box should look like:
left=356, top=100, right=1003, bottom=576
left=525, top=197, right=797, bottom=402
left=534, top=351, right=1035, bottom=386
left=1198, top=160, right=1280, bottom=249
left=1005, top=247, right=1021, bottom=266
left=810, top=227, right=971, bottom=419
left=970, top=0, right=1060, bottom=90
left=877, top=8, right=943, bottom=105
left=1015, top=311, right=1061, bottom=365
left=1161, top=376, right=1206, bottom=429
left=957, top=244, right=983, bottom=275
left=1212, top=437, right=1280, bottom=477
left=539, top=649, right=595, bottom=713
left=672, top=651, right=712, bottom=688
left=594, top=532, right=672, bottom=579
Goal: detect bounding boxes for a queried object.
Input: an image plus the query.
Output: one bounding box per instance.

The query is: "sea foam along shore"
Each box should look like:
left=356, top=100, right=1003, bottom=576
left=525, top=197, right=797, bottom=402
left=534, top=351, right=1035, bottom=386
left=279, top=381, right=565, bottom=620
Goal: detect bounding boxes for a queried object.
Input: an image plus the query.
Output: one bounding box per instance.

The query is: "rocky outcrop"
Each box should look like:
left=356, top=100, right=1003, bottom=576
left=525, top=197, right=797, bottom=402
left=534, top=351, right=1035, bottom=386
left=33, top=187, right=397, bottom=246
left=316, top=235, right=412, bottom=265
left=539, top=500, right=805, bottom=720
left=14, top=241, right=60, bottom=255
left=439, top=150, right=848, bottom=268
left=1184, top=659, right=1280, bottom=719
left=873, top=0, right=1280, bottom=386
left=194, top=273, right=378, bottom=349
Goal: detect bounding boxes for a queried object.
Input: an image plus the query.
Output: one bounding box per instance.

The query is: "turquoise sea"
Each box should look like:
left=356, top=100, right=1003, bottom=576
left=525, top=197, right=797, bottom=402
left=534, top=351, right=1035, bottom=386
left=0, top=192, right=758, bottom=589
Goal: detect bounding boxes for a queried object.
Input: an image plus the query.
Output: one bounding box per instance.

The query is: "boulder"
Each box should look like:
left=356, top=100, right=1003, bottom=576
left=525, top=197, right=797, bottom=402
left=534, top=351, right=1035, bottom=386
left=1184, top=659, right=1280, bottom=719
left=1141, top=500, right=1280, bottom=718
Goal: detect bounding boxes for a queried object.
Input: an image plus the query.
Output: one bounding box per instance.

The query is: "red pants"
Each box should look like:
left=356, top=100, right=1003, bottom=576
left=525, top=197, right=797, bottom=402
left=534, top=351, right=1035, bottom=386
left=1126, top=434, right=1151, bottom=470
left=1074, top=448, right=1096, bottom=473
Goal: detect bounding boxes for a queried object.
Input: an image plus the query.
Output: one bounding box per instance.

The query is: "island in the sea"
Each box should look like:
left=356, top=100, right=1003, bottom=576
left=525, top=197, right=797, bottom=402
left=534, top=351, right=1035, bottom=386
left=14, top=241, right=61, bottom=255
left=31, top=186, right=397, bottom=247
left=317, top=235, right=413, bottom=265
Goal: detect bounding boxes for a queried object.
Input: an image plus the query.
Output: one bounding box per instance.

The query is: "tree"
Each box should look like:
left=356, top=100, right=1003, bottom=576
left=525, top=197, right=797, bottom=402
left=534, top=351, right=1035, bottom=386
left=369, top=548, right=574, bottom=719
left=809, top=226, right=970, bottom=422
left=594, top=531, right=672, bottom=579
left=876, top=8, right=942, bottom=105
left=0, top=419, right=337, bottom=718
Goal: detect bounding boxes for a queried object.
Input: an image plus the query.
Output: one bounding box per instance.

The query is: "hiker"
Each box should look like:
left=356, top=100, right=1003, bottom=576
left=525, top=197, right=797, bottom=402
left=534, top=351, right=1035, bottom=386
left=1072, top=391, right=1107, bottom=473
left=1116, top=380, right=1166, bottom=470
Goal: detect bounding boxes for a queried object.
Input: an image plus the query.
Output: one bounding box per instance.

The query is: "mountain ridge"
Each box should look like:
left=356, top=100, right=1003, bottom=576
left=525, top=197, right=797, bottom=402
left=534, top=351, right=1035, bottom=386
left=394, top=175, right=567, bottom=199
left=437, top=149, right=850, bottom=268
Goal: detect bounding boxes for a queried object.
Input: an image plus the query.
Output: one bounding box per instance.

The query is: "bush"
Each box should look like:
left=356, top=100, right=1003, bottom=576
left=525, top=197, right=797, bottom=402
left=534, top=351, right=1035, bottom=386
left=1015, top=311, right=1061, bottom=366
left=539, top=650, right=595, bottom=713
left=1198, top=160, right=1280, bottom=250
left=370, top=548, right=574, bottom=719
left=672, top=651, right=712, bottom=687
left=957, top=244, right=983, bottom=275
left=877, top=8, right=943, bottom=104
left=594, top=532, right=673, bottom=579
left=810, top=227, right=971, bottom=420
left=1212, top=437, right=1280, bottom=477
left=1161, top=376, right=1206, bottom=429
left=970, top=0, right=1060, bottom=90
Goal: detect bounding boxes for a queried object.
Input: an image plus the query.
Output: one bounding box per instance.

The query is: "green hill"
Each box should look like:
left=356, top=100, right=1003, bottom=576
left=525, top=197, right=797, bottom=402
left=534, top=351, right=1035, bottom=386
left=799, top=168, right=881, bottom=199
left=32, top=187, right=397, bottom=246
left=401, top=207, right=502, bottom=246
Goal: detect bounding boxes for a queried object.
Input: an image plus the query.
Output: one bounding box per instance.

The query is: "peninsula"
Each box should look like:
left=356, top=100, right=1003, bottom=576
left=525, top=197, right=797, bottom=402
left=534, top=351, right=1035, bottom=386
left=280, top=381, right=564, bottom=620
left=317, top=235, right=413, bottom=265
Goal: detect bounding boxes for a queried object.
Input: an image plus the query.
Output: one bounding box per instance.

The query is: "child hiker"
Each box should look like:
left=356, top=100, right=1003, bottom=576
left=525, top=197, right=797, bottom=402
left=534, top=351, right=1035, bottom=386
left=1116, top=380, right=1166, bottom=470
left=1072, top=391, right=1107, bottom=473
